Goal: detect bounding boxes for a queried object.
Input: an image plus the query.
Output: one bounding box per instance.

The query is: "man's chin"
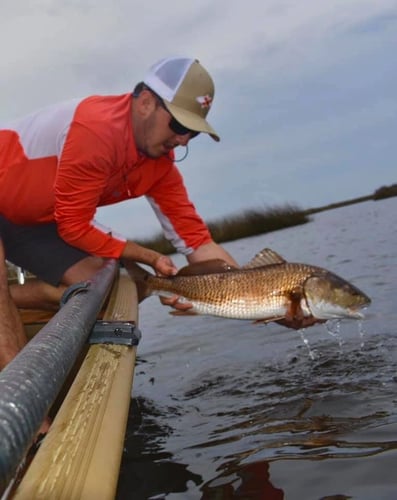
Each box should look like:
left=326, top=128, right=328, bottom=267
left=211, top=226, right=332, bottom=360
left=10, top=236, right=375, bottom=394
left=138, top=147, right=167, bottom=159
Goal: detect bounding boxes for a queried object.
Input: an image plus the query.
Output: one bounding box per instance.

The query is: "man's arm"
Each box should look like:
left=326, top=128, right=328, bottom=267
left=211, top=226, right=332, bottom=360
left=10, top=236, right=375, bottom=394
left=186, top=241, right=239, bottom=267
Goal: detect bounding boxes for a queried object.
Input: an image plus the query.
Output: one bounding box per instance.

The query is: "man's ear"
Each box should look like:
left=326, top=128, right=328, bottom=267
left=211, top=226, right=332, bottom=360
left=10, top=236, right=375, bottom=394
left=135, top=89, right=156, bottom=118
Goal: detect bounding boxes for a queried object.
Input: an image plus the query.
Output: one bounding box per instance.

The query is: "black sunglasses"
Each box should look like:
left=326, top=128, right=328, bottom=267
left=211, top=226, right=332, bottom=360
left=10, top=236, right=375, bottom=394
left=152, top=92, right=200, bottom=138
left=168, top=116, right=200, bottom=138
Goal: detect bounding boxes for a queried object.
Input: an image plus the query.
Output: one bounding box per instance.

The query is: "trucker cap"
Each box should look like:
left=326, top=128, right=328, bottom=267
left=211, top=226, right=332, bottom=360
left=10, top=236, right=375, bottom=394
left=143, top=57, right=220, bottom=142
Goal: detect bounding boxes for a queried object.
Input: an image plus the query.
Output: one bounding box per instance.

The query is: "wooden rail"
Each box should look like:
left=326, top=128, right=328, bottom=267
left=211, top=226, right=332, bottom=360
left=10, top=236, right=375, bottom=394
left=13, top=270, right=139, bottom=500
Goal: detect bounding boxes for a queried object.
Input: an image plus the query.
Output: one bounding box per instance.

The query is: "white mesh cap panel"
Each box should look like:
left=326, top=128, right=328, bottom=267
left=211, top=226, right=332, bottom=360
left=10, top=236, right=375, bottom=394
left=143, top=57, right=194, bottom=101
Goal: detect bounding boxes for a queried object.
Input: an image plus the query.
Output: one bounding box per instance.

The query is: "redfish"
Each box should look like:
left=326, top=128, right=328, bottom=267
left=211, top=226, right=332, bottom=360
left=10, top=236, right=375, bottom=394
left=126, top=248, right=370, bottom=324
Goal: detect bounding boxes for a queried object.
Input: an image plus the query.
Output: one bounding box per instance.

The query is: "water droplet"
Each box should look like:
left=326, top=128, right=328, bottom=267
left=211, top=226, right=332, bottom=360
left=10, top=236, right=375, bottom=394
left=300, top=330, right=317, bottom=360
left=325, top=320, right=344, bottom=353
left=357, top=320, right=366, bottom=349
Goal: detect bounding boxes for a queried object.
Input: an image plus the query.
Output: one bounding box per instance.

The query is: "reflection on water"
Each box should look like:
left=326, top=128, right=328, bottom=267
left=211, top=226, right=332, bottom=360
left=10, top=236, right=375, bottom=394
left=201, top=460, right=284, bottom=499
left=117, top=199, right=397, bottom=499
left=184, top=335, right=396, bottom=459
left=117, top=396, right=202, bottom=499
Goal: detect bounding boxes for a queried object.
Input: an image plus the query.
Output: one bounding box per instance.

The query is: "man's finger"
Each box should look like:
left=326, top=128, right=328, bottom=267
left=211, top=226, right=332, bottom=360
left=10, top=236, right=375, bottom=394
left=159, top=295, right=193, bottom=310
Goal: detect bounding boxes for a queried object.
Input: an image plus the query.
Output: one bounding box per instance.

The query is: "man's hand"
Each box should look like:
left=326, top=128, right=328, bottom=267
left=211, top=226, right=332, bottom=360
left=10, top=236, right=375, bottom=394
left=153, top=256, right=190, bottom=311
left=153, top=255, right=178, bottom=276
left=160, top=295, right=193, bottom=311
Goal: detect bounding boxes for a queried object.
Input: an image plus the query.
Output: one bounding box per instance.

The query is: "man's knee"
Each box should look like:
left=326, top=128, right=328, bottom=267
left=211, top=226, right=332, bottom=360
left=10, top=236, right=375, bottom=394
left=61, top=256, right=106, bottom=285
left=0, top=240, right=8, bottom=283
left=0, top=239, right=5, bottom=263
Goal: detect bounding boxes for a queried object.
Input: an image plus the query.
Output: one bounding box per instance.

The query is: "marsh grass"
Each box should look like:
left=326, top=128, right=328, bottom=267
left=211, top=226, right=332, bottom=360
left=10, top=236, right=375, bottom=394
left=373, top=183, right=397, bottom=200
left=137, top=204, right=309, bottom=254
left=208, top=204, right=309, bottom=244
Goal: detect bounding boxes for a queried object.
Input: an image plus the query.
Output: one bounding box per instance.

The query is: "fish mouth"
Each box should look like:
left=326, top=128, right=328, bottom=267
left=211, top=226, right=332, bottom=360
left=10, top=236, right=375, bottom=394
left=344, top=308, right=365, bottom=320
left=348, top=300, right=372, bottom=319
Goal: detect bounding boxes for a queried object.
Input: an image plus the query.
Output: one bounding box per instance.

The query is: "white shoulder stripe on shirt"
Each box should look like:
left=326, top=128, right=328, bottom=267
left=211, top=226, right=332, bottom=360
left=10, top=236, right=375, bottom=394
left=3, top=98, right=82, bottom=160
left=146, top=195, right=193, bottom=255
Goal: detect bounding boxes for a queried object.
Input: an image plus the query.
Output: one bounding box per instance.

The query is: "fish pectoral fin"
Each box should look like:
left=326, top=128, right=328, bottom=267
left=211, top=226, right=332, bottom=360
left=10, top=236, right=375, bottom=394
left=169, top=310, right=199, bottom=316
left=280, top=292, right=327, bottom=329
left=275, top=315, right=326, bottom=330
left=285, top=304, right=304, bottom=322
left=285, top=288, right=305, bottom=321
left=253, top=316, right=286, bottom=324
left=243, top=248, right=286, bottom=269
left=177, top=259, right=238, bottom=276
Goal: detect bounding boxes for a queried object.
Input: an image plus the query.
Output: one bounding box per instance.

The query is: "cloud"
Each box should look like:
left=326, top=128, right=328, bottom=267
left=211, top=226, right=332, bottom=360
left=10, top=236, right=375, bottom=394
left=1, top=0, right=396, bottom=240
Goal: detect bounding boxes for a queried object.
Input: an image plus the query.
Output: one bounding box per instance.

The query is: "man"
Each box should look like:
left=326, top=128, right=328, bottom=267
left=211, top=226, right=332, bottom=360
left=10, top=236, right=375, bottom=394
left=0, top=56, right=318, bottom=370
left=0, top=56, right=238, bottom=368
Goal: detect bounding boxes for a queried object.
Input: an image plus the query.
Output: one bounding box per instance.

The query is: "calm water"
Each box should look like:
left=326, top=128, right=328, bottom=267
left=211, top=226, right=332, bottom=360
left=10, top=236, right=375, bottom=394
left=116, top=197, right=397, bottom=500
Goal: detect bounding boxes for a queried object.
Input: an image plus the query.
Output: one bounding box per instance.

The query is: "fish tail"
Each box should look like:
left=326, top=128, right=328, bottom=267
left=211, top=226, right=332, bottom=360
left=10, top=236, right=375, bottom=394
left=123, top=261, right=152, bottom=302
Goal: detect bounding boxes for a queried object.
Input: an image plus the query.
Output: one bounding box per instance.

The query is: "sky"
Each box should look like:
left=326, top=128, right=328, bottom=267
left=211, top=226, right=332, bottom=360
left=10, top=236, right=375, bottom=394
left=1, top=0, right=396, bottom=239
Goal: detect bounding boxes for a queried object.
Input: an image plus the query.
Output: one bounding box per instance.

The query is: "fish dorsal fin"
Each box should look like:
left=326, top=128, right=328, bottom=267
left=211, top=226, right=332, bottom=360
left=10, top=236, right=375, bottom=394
left=177, top=259, right=238, bottom=276
left=243, top=248, right=287, bottom=269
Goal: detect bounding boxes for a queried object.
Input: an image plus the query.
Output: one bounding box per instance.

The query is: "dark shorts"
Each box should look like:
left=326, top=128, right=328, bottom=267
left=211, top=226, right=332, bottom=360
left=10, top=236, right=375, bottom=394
left=0, top=216, right=90, bottom=286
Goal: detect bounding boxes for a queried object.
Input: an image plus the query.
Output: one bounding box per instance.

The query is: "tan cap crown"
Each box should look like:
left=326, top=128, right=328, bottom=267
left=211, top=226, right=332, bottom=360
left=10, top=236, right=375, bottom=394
left=143, top=57, right=220, bottom=142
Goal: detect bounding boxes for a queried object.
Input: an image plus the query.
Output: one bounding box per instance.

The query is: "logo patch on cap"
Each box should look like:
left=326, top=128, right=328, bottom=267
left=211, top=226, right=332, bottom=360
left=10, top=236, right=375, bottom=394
left=196, top=95, right=213, bottom=109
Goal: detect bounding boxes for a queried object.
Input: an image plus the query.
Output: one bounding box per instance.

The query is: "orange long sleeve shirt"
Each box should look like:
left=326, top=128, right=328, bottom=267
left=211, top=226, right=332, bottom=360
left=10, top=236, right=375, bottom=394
left=0, top=94, right=211, bottom=258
